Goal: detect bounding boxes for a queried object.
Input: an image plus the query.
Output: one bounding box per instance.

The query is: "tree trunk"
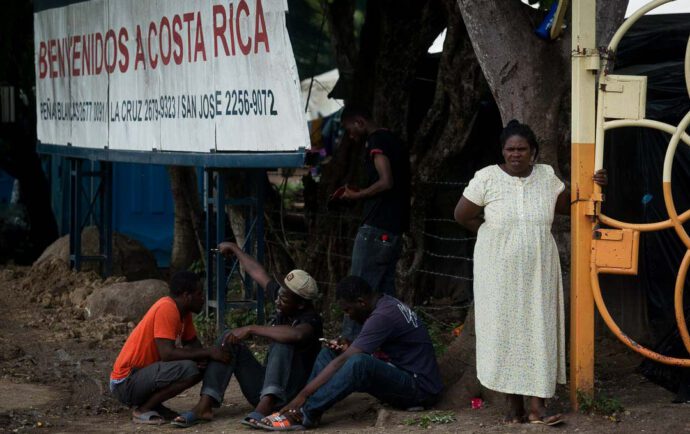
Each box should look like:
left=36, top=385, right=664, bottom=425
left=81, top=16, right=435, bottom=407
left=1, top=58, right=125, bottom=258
left=398, top=0, right=485, bottom=304
left=168, top=166, right=203, bottom=273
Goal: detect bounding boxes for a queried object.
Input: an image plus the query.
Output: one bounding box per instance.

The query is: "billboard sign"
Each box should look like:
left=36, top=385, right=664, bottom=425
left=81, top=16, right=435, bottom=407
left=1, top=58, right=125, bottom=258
left=34, top=0, right=309, bottom=153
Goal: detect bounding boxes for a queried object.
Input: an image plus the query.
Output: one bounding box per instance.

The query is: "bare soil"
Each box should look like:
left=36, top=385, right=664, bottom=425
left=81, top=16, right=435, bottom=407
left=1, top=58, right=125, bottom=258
left=1, top=264, right=689, bottom=433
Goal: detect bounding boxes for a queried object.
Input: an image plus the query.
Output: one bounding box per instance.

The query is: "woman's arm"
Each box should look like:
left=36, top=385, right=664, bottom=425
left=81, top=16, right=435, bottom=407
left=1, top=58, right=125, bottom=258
left=454, top=197, right=484, bottom=233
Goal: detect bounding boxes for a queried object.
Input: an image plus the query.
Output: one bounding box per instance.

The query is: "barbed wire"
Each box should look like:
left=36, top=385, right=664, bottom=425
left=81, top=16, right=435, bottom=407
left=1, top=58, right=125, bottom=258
left=424, top=251, right=473, bottom=261
left=417, top=302, right=474, bottom=311
left=424, top=218, right=457, bottom=223
left=416, top=269, right=473, bottom=281
left=422, top=231, right=476, bottom=242
left=419, top=180, right=468, bottom=187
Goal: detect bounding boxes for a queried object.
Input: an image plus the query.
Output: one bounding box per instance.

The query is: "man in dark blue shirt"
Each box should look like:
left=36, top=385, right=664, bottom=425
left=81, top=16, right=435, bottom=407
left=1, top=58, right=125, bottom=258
left=259, top=276, right=442, bottom=430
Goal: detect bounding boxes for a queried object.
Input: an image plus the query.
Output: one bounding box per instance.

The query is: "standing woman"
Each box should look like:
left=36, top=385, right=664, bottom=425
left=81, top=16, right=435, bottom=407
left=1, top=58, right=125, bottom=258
left=454, top=120, right=606, bottom=425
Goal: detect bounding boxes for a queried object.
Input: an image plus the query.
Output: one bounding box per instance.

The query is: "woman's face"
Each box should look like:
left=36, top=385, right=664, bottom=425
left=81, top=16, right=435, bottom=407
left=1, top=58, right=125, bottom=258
left=502, top=135, right=534, bottom=173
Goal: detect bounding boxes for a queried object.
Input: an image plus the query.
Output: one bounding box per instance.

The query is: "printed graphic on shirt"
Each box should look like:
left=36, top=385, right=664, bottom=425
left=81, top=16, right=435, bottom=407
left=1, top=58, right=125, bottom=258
left=397, top=303, right=419, bottom=328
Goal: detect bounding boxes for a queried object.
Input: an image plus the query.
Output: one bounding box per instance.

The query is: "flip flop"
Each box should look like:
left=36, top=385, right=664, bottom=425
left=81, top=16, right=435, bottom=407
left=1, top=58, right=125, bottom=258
left=154, top=404, right=179, bottom=420
left=240, top=411, right=265, bottom=429
left=529, top=413, right=564, bottom=426
left=171, top=411, right=207, bottom=428
left=132, top=410, right=165, bottom=425
left=259, top=412, right=305, bottom=431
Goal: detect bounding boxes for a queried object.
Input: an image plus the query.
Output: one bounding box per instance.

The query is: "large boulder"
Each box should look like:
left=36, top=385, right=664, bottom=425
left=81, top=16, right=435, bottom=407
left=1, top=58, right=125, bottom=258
left=35, top=226, right=160, bottom=281
left=85, top=279, right=169, bottom=322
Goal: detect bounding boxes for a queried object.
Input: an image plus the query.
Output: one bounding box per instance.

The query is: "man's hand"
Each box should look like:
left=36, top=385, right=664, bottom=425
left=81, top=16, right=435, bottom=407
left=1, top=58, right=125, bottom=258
left=340, top=186, right=360, bottom=201
left=218, top=241, right=239, bottom=257
left=593, top=169, right=608, bottom=186
left=326, top=337, right=351, bottom=353
left=223, top=326, right=254, bottom=346
left=209, top=346, right=232, bottom=364
left=279, top=392, right=307, bottom=416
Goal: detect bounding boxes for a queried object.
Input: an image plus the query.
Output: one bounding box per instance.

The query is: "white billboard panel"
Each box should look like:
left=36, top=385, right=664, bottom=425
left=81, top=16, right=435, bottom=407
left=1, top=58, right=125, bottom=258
left=34, top=0, right=308, bottom=153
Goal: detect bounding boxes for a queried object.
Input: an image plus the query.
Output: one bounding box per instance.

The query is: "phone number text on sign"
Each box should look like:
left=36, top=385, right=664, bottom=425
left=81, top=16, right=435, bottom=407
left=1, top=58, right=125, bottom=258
left=108, top=89, right=279, bottom=123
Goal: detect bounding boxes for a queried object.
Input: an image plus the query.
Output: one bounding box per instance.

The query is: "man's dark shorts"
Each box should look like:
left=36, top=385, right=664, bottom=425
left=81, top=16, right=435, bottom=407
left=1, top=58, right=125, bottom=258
left=111, top=360, right=199, bottom=407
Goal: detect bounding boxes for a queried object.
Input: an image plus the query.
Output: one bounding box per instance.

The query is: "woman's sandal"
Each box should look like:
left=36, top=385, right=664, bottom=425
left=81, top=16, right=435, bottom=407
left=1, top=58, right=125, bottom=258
left=258, top=412, right=306, bottom=431
left=529, top=413, right=564, bottom=426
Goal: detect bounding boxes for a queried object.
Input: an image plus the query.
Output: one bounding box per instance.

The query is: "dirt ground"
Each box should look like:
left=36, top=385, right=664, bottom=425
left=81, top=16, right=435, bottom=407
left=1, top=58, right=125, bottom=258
left=1, top=264, right=689, bottom=433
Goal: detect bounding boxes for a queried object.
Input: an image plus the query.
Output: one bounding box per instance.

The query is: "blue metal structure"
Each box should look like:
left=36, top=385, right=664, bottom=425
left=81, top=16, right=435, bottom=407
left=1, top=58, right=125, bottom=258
left=204, top=170, right=267, bottom=329
left=112, top=163, right=175, bottom=266
left=38, top=142, right=303, bottom=332
left=68, top=158, right=113, bottom=275
left=0, top=170, right=14, bottom=206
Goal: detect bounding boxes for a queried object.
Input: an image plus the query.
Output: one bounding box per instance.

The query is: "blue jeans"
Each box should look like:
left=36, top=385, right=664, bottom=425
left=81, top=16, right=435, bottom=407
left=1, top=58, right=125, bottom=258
left=350, top=225, right=402, bottom=295
left=301, top=349, right=435, bottom=427
left=343, top=225, right=402, bottom=340
left=200, top=332, right=310, bottom=409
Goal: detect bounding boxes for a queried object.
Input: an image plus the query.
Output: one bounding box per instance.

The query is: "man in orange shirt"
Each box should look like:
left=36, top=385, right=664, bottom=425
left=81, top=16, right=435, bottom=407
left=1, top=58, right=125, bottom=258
left=109, top=271, right=231, bottom=425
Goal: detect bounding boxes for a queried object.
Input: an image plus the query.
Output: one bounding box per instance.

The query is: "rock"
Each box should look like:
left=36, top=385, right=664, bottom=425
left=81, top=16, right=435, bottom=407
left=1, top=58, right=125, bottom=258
left=85, top=279, right=169, bottom=322
left=375, top=408, right=392, bottom=428
left=35, top=226, right=160, bottom=281
left=69, top=285, right=93, bottom=308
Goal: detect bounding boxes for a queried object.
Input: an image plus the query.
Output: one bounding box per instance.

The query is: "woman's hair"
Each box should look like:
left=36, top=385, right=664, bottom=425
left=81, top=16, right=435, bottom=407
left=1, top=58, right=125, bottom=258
left=499, top=119, right=539, bottom=159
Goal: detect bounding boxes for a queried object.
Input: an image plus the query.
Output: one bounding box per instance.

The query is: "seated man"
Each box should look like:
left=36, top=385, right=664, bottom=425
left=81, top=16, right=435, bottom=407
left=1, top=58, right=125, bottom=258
left=172, top=241, right=323, bottom=428
left=260, top=275, right=444, bottom=430
left=109, top=271, right=230, bottom=425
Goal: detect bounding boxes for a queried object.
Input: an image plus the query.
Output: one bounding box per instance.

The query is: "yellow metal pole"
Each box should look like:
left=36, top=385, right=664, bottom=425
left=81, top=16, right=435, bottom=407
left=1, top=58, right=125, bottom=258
left=570, top=0, right=597, bottom=410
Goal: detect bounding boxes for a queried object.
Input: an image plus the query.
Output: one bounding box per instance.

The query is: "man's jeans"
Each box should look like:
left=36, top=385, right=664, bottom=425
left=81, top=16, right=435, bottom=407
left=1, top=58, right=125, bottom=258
left=343, top=225, right=402, bottom=340
left=200, top=332, right=310, bottom=409
left=301, top=349, right=436, bottom=427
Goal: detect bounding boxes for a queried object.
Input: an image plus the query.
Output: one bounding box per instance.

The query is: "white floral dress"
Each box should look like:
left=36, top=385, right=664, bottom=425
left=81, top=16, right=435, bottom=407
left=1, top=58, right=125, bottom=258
left=462, top=164, right=566, bottom=398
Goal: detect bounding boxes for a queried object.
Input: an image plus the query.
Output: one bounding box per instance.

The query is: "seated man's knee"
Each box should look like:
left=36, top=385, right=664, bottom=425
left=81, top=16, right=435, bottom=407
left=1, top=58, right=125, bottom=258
left=177, top=360, right=201, bottom=380
left=269, top=342, right=295, bottom=354
left=343, top=354, right=374, bottom=387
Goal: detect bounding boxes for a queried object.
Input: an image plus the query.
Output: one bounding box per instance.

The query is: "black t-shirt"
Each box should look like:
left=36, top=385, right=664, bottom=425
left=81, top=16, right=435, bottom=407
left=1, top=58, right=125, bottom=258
left=362, top=130, right=410, bottom=234
left=266, top=280, right=324, bottom=366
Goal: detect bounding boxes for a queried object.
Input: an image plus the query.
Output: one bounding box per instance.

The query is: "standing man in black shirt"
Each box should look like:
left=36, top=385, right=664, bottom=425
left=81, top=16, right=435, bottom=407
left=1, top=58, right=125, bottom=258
left=338, top=105, right=410, bottom=339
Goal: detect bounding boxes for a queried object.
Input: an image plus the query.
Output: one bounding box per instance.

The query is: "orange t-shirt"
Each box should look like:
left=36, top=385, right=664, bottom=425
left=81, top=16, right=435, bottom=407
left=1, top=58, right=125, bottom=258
left=110, top=296, right=197, bottom=380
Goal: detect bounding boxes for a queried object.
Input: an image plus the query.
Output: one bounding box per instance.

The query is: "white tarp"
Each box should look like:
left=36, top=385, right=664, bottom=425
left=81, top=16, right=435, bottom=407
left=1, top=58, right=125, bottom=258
left=34, top=0, right=309, bottom=153
left=300, top=68, right=342, bottom=121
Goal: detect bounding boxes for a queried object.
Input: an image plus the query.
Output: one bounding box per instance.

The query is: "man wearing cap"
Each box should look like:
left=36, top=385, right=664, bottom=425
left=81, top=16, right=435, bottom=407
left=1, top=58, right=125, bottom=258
left=171, top=242, right=323, bottom=428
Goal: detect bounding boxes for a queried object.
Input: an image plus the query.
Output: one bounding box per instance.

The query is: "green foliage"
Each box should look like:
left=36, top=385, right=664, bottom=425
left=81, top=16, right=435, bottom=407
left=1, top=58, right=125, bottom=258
left=285, top=0, right=336, bottom=79
left=577, top=391, right=624, bottom=416
left=416, top=309, right=458, bottom=357
left=193, top=313, right=217, bottom=346
left=278, top=179, right=304, bottom=209
left=404, top=411, right=456, bottom=429
left=188, top=259, right=205, bottom=275
left=226, top=308, right=258, bottom=330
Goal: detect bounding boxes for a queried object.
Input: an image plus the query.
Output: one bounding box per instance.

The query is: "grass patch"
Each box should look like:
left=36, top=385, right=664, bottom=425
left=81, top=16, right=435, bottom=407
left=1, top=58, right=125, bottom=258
left=577, top=391, right=624, bottom=416
left=404, top=411, right=456, bottom=429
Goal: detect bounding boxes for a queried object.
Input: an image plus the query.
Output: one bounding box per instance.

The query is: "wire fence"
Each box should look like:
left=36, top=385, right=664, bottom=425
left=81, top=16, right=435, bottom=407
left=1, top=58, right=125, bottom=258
left=264, top=217, right=476, bottom=284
